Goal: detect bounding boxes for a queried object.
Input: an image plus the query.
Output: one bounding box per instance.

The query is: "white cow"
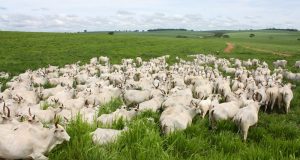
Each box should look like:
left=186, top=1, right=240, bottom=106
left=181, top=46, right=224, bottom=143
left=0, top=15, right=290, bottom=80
left=0, top=123, right=70, bottom=160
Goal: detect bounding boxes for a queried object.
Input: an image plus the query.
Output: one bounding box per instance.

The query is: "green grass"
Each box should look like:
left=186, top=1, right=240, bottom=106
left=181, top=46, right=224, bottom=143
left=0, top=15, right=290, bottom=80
left=43, top=81, right=57, bottom=89
left=0, top=77, right=10, bottom=92
left=1, top=30, right=300, bottom=159
left=97, top=98, right=123, bottom=117
left=48, top=99, right=300, bottom=160
left=1, top=30, right=299, bottom=75
left=40, top=101, right=50, bottom=110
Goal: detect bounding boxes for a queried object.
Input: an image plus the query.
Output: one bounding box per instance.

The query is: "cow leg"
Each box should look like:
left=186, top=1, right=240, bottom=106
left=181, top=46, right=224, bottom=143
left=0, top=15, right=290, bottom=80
left=278, top=100, right=281, bottom=109
left=202, top=109, right=208, bottom=119
left=285, top=102, right=290, bottom=114
left=30, top=152, right=48, bottom=160
left=242, top=124, right=250, bottom=142
left=271, top=99, right=276, bottom=111
left=210, top=117, right=217, bottom=130
left=264, top=101, right=269, bottom=112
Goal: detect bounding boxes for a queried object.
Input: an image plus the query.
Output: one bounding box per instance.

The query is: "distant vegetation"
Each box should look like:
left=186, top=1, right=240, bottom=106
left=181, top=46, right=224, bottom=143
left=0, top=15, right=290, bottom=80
left=249, top=33, right=255, bottom=38
left=108, top=32, right=114, bottom=35
left=222, top=34, right=230, bottom=38
left=147, top=28, right=188, bottom=32
left=176, top=35, right=188, bottom=38
left=263, top=28, right=298, bottom=32
left=213, top=32, right=225, bottom=38
left=268, top=36, right=274, bottom=40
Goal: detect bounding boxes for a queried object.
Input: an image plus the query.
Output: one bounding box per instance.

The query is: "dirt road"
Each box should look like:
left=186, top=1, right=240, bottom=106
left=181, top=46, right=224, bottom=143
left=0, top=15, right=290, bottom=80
left=224, top=42, right=234, bottom=53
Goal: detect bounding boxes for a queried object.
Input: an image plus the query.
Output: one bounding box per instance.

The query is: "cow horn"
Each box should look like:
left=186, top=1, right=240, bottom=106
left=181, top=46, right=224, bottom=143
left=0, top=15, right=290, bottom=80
left=6, top=106, right=10, bottom=117
left=55, top=121, right=58, bottom=128
left=3, top=103, right=6, bottom=115
left=160, top=89, right=166, bottom=95
left=258, top=93, right=262, bottom=102
left=28, top=108, right=32, bottom=116
left=252, top=93, right=256, bottom=101
left=190, top=100, right=196, bottom=107
left=64, top=116, right=69, bottom=122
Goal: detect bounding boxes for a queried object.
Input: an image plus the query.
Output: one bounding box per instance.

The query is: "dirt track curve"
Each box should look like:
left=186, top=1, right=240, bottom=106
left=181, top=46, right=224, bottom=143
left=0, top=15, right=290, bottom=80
left=224, top=42, right=234, bottom=53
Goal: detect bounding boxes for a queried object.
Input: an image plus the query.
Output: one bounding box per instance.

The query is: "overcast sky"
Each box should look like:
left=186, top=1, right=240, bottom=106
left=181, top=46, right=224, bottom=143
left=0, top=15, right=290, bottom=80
left=0, top=0, right=299, bottom=32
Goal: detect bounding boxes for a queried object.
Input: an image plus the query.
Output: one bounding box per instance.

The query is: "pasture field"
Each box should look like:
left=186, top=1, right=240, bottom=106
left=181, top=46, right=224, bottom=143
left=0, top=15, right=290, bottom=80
left=1, top=30, right=300, bottom=74
left=1, top=30, right=300, bottom=159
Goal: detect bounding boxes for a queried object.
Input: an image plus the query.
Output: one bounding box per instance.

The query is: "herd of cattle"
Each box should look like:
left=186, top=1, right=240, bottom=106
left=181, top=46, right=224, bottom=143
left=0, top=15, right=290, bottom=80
left=0, top=54, right=297, bottom=159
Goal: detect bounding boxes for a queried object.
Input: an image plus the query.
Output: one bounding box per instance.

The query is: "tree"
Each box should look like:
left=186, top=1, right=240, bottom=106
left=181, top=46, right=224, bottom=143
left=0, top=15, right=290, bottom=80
left=84, top=30, right=87, bottom=33
left=176, top=35, right=188, bottom=38
left=214, top=32, right=225, bottom=38
left=108, top=32, right=114, bottom=35
left=223, top=35, right=230, bottom=38
left=249, top=33, right=255, bottom=38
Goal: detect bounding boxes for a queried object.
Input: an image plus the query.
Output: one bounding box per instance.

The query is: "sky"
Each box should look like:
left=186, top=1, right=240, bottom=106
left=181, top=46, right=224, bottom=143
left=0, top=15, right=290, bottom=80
left=0, top=0, right=299, bottom=32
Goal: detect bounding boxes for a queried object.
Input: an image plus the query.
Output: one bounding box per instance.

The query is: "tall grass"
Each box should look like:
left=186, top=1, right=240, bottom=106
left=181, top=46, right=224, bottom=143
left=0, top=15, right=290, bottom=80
left=48, top=97, right=300, bottom=160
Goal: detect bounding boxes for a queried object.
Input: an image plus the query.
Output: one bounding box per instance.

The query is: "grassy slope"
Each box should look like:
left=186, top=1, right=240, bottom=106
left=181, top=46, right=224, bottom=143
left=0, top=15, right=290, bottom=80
left=0, top=31, right=224, bottom=74
left=1, top=30, right=299, bottom=75
left=1, top=30, right=300, bottom=159
left=229, top=31, right=300, bottom=56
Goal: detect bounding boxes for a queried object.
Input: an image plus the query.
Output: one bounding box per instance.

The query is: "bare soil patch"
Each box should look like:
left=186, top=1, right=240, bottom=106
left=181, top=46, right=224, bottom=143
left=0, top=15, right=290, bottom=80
left=224, top=42, right=234, bottom=53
